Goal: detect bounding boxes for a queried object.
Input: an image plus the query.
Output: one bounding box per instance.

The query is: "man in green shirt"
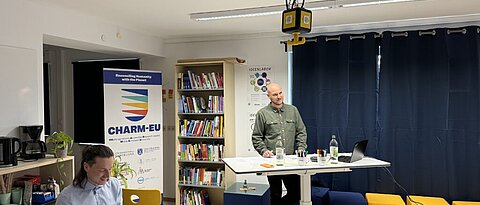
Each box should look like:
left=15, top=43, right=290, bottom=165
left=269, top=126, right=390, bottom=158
left=252, top=82, right=307, bottom=205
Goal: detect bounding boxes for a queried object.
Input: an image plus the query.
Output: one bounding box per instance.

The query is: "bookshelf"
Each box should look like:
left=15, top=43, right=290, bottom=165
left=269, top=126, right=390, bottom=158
left=0, top=155, right=74, bottom=190
left=175, top=58, right=241, bottom=205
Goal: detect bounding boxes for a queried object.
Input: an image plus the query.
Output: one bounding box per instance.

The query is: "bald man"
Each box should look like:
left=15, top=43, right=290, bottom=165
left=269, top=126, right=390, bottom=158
left=252, top=83, right=307, bottom=205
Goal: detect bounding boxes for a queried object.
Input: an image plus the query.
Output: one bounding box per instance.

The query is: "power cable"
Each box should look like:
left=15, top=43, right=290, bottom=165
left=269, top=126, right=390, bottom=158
left=382, top=167, right=424, bottom=205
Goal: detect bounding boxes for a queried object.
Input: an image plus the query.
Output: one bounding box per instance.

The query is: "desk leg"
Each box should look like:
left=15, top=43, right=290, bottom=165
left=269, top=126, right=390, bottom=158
left=299, top=173, right=313, bottom=205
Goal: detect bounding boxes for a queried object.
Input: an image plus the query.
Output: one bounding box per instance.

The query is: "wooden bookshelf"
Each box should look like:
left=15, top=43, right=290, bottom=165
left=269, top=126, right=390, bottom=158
left=175, top=58, right=240, bottom=205
left=0, top=155, right=74, bottom=189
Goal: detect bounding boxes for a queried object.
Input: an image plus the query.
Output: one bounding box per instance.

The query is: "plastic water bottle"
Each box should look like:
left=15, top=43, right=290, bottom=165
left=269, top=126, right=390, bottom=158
left=275, top=138, right=284, bottom=166
left=48, top=176, right=60, bottom=199
left=329, top=134, right=339, bottom=164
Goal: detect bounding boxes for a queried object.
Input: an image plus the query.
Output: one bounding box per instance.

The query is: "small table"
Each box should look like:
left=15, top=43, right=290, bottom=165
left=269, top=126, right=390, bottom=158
left=224, top=182, right=270, bottom=205
left=223, top=154, right=390, bottom=205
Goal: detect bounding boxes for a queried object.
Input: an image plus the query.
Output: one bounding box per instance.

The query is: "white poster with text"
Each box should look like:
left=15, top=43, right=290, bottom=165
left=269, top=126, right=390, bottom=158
left=247, top=65, right=274, bottom=131
left=103, top=68, right=163, bottom=190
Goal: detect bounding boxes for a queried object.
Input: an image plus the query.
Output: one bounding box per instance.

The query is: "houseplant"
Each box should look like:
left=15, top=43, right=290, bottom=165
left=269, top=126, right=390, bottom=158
left=46, top=131, right=73, bottom=158
left=46, top=131, right=74, bottom=188
left=111, top=156, right=136, bottom=188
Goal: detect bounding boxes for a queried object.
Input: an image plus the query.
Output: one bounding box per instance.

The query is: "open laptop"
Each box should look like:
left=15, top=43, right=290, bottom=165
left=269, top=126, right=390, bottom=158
left=338, top=139, right=368, bottom=163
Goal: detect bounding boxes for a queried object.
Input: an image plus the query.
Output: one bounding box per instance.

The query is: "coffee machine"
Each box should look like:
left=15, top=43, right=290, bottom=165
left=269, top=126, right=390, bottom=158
left=20, top=126, right=47, bottom=160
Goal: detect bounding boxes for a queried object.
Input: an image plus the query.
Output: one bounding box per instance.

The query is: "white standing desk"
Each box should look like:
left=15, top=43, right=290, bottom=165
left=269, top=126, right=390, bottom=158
left=223, top=154, right=390, bottom=205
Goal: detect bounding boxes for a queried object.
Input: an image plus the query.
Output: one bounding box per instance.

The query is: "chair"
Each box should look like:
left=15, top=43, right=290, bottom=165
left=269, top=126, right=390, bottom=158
left=122, top=188, right=162, bottom=205
left=366, top=193, right=405, bottom=205
left=311, top=186, right=329, bottom=205
left=406, top=195, right=448, bottom=205
left=328, top=191, right=367, bottom=205
left=452, top=202, right=480, bottom=205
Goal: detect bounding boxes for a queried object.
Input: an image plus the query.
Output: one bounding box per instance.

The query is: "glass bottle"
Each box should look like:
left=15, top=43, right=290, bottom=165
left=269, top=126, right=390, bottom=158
left=329, top=134, right=339, bottom=164
left=275, top=138, right=284, bottom=166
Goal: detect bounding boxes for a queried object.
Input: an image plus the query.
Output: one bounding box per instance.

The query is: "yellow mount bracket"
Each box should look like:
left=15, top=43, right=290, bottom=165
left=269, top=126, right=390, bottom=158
left=287, top=32, right=306, bottom=46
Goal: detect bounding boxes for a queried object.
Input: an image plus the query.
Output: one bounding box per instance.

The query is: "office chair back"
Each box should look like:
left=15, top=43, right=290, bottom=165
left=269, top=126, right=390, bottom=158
left=122, top=188, right=162, bottom=205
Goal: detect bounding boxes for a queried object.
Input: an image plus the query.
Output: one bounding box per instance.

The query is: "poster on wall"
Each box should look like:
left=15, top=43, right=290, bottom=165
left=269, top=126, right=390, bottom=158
left=247, top=65, right=274, bottom=131
left=103, top=68, right=163, bottom=189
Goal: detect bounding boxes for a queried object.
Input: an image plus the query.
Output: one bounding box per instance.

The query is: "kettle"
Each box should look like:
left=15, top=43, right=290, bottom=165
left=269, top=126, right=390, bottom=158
left=0, top=137, right=21, bottom=166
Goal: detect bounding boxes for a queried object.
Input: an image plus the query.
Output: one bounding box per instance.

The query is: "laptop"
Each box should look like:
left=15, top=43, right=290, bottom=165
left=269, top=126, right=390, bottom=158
left=338, top=140, right=368, bottom=163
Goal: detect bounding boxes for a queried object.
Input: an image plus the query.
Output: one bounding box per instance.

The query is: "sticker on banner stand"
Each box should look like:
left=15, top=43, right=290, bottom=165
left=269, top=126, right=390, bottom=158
left=137, top=177, right=145, bottom=184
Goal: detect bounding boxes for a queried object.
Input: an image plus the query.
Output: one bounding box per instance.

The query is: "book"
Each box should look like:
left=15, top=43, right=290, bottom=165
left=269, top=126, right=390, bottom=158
left=203, top=190, right=211, bottom=205
left=183, top=73, right=190, bottom=89
left=219, top=116, right=224, bottom=137
left=187, top=70, right=195, bottom=89
left=217, top=72, right=223, bottom=88
left=177, top=72, right=183, bottom=89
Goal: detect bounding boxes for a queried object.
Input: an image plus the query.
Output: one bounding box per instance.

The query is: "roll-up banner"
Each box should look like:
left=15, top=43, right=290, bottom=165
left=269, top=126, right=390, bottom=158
left=103, top=68, right=163, bottom=189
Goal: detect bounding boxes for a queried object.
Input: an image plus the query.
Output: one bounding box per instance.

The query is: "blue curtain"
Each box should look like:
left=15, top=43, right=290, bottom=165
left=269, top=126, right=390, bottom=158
left=379, top=27, right=480, bottom=201
left=292, top=33, right=379, bottom=192
left=293, top=26, right=480, bottom=202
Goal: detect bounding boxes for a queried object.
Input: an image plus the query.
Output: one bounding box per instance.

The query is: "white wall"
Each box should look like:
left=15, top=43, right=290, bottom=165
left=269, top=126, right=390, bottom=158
left=0, top=46, right=39, bottom=135
left=0, top=0, right=164, bottom=137
left=0, top=0, right=165, bottom=195
left=159, top=36, right=289, bottom=197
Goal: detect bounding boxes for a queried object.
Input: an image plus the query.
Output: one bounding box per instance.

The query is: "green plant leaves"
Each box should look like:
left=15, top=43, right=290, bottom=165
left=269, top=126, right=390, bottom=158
left=46, top=131, right=74, bottom=156
left=111, top=156, right=136, bottom=188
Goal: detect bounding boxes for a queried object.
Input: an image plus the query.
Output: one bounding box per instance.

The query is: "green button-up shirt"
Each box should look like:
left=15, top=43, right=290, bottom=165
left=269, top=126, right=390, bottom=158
left=252, top=103, right=307, bottom=155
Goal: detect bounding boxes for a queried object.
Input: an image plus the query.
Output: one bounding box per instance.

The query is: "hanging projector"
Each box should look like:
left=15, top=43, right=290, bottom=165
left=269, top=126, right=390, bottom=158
left=282, top=0, right=312, bottom=46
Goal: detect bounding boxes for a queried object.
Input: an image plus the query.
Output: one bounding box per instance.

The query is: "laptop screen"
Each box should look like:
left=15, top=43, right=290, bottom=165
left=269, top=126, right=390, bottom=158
left=350, top=140, right=368, bottom=163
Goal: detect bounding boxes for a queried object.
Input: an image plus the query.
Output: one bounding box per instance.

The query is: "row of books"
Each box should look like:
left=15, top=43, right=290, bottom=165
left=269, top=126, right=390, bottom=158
left=178, top=95, right=223, bottom=113
left=178, top=70, right=223, bottom=90
left=179, top=116, right=223, bottom=137
left=179, top=167, right=224, bottom=187
left=180, top=188, right=211, bottom=205
left=178, top=143, right=224, bottom=162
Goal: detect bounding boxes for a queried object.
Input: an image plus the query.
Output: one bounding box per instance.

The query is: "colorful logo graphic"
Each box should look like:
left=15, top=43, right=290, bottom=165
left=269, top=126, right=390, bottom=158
left=121, top=89, right=148, bottom=122
left=250, top=72, right=271, bottom=93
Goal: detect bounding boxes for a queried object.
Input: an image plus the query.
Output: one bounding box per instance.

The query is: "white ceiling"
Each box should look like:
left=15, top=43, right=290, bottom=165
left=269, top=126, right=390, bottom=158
left=31, top=0, right=480, bottom=40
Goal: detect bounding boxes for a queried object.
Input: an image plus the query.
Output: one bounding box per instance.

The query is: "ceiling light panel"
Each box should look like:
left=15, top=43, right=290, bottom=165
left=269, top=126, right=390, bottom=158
left=190, top=0, right=426, bottom=21
left=340, top=0, right=418, bottom=8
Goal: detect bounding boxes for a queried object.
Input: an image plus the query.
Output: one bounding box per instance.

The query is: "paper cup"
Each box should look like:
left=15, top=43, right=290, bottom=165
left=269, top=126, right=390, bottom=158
left=11, top=188, right=23, bottom=205
left=0, top=192, right=11, bottom=205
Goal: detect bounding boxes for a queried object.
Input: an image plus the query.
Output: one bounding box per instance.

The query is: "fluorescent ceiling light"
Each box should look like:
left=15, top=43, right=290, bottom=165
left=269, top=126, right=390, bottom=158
left=191, top=6, right=284, bottom=21
left=341, top=0, right=417, bottom=8
left=190, top=0, right=422, bottom=21
left=191, top=1, right=333, bottom=21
